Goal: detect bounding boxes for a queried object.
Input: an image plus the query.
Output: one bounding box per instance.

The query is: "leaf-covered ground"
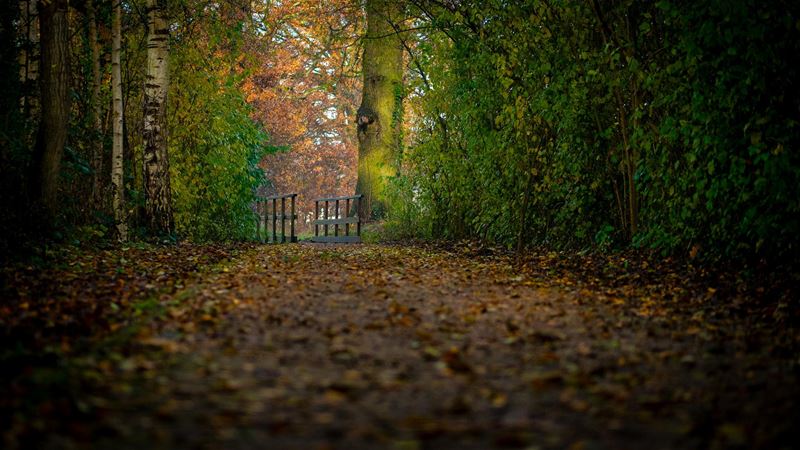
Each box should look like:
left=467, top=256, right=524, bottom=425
left=1, top=242, right=798, bottom=449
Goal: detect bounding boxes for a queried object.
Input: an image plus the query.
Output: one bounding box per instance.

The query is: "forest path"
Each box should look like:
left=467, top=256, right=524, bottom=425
left=2, top=243, right=797, bottom=449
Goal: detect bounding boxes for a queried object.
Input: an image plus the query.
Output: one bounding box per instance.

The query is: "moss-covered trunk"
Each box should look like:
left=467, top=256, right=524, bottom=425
left=355, top=0, right=404, bottom=220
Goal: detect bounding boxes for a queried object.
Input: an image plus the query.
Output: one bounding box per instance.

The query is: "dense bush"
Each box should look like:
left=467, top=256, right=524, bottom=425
left=391, top=0, right=799, bottom=264
left=168, top=20, right=269, bottom=241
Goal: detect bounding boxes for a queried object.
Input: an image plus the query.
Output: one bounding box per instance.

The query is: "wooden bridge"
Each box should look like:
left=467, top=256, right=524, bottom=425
left=310, top=194, right=363, bottom=243
left=255, top=193, right=364, bottom=243
left=256, top=193, right=298, bottom=243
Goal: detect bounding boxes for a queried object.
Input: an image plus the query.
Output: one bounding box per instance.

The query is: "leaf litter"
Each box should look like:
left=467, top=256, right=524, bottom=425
left=1, top=242, right=798, bottom=449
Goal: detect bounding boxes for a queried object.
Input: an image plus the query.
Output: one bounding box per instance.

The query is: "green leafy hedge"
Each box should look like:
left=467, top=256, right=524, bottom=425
left=168, top=20, right=271, bottom=242
left=392, top=0, right=799, bottom=264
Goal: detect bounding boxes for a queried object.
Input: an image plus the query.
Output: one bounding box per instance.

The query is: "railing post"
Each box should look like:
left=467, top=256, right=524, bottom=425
left=357, top=196, right=362, bottom=236
left=345, top=198, right=351, bottom=236
left=290, top=194, right=296, bottom=242
left=315, top=200, right=319, bottom=237
left=324, top=200, right=329, bottom=236
left=272, top=198, right=277, bottom=243
left=281, top=196, right=286, bottom=243
left=334, top=199, right=340, bottom=237
left=259, top=199, right=264, bottom=242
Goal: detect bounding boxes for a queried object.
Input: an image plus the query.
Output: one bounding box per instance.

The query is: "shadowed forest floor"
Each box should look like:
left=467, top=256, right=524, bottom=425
left=1, top=242, right=798, bottom=449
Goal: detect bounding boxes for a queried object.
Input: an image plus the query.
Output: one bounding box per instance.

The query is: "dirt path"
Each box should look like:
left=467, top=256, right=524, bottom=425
left=3, top=243, right=798, bottom=449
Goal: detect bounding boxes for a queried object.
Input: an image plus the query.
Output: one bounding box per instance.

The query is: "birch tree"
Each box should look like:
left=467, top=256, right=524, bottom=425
left=142, top=0, right=173, bottom=234
left=111, top=0, right=127, bottom=240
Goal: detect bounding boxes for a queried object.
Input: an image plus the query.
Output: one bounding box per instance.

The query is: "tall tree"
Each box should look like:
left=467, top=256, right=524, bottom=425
left=88, top=0, right=104, bottom=209
left=111, top=0, right=127, bottom=240
left=354, top=0, right=404, bottom=220
left=31, top=0, right=70, bottom=219
left=1, top=2, right=20, bottom=140
left=142, top=0, right=173, bottom=234
left=18, top=0, right=39, bottom=119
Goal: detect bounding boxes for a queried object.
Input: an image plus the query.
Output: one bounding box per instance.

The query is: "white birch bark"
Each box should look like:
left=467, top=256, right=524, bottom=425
left=142, top=0, right=173, bottom=234
left=112, top=0, right=127, bottom=240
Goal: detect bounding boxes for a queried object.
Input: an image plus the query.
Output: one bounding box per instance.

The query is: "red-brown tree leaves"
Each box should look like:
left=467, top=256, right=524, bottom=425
left=244, top=0, right=363, bottom=232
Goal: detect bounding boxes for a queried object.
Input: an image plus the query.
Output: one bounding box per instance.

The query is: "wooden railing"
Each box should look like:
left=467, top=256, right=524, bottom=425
left=256, top=193, right=298, bottom=243
left=310, top=194, right=363, bottom=243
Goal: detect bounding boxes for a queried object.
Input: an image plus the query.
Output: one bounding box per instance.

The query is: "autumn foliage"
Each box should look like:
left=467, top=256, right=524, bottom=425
left=244, top=0, right=363, bottom=232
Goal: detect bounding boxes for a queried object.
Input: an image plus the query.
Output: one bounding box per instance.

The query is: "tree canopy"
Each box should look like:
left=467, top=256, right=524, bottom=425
left=0, top=0, right=797, bottom=268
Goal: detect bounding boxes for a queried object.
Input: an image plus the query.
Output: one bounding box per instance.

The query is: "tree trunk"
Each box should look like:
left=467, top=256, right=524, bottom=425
left=354, top=0, right=404, bottom=220
left=18, top=0, right=39, bottom=119
left=142, top=0, right=173, bottom=235
left=88, top=0, right=104, bottom=210
left=1, top=3, right=20, bottom=119
left=1, top=2, right=20, bottom=177
left=112, top=0, right=127, bottom=241
left=31, top=0, right=69, bottom=219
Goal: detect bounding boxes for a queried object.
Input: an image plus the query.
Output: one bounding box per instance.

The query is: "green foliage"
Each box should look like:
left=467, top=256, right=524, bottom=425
left=383, top=174, right=433, bottom=240
left=638, top=0, right=800, bottom=261
left=168, top=19, right=272, bottom=242
left=392, top=0, right=800, bottom=264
